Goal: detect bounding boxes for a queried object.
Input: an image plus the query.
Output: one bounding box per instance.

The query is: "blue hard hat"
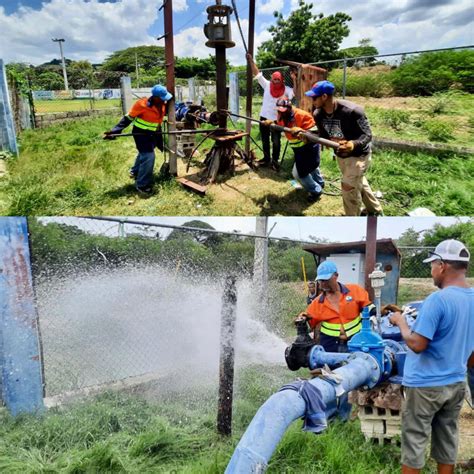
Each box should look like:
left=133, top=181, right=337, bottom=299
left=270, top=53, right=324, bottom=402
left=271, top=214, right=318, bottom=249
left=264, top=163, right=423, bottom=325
left=316, top=260, right=338, bottom=280
left=151, top=84, right=172, bottom=101
left=305, top=80, right=335, bottom=98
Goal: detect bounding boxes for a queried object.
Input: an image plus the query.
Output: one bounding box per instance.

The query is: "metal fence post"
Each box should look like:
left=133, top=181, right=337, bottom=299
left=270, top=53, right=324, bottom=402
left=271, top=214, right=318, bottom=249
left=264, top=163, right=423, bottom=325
left=120, top=76, right=133, bottom=115
left=217, top=275, right=238, bottom=436
left=342, top=58, right=347, bottom=99
left=0, top=60, right=19, bottom=155
left=188, top=77, right=196, bottom=103
left=229, top=72, right=240, bottom=117
left=0, top=217, right=44, bottom=415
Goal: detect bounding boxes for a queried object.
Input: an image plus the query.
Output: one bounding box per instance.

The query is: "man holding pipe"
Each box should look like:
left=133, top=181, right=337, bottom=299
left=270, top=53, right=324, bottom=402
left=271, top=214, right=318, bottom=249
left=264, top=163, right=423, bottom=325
left=104, top=84, right=172, bottom=196
left=306, top=81, right=383, bottom=216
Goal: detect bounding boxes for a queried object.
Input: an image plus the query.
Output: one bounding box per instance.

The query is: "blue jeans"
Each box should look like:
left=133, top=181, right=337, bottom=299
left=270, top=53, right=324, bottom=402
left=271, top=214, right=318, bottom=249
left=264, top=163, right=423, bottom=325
left=292, top=163, right=324, bottom=194
left=131, top=151, right=155, bottom=189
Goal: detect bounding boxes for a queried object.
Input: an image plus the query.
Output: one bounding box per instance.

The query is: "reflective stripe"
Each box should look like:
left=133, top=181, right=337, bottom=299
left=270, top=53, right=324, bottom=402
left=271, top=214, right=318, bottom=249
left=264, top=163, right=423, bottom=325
left=320, top=316, right=362, bottom=337
left=133, top=117, right=160, bottom=131
left=289, top=140, right=305, bottom=148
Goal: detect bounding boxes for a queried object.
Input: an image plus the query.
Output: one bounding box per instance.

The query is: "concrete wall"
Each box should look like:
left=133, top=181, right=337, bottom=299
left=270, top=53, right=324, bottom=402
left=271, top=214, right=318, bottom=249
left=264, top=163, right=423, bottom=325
left=35, top=107, right=121, bottom=128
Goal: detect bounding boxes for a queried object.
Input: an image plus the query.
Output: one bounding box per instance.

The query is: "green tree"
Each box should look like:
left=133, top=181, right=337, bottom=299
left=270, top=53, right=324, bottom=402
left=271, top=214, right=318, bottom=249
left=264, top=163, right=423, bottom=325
left=35, top=70, right=64, bottom=90
left=422, top=221, right=474, bottom=250
left=68, top=60, right=97, bottom=89
left=101, top=46, right=165, bottom=73
left=256, top=1, right=351, bottom=67
left=175, top=56, right=218, bottom=79
left=340, top=38, right=379, bottom=66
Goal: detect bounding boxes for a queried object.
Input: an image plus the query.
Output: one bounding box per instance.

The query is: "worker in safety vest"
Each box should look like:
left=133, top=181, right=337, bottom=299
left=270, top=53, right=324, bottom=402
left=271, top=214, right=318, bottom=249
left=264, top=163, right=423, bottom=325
left=272, top=97, right=325, bottom=203
left=302, top=260, right=375, bottom=352
left=104, top=84, right=172, bottom=196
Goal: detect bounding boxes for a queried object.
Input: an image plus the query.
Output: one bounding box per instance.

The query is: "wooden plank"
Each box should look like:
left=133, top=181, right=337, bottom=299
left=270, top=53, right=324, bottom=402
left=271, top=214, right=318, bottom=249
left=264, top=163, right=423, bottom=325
left=176, top=177, right=207, bottom=195
left=210, top=131, right=248, bottom=142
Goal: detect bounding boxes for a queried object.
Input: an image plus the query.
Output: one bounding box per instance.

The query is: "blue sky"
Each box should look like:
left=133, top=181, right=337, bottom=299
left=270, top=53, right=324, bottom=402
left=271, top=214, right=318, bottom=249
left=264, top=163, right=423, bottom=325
left=0, top=0, right=472, bottom=65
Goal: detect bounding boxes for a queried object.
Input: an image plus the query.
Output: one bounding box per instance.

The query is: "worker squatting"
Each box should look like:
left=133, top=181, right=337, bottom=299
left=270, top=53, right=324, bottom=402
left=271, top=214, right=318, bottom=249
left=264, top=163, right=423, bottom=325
left=104, top=74, right=383, bottom=216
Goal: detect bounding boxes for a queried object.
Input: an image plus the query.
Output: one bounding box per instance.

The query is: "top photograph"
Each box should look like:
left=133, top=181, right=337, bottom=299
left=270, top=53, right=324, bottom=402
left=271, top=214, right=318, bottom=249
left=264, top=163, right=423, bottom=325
left=0, top=0, right=472, bottom=217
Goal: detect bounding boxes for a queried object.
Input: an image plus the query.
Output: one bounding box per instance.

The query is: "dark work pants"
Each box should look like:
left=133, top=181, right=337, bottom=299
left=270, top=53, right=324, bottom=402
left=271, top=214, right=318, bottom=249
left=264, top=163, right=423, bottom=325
left=319, top=334, right=351, bottom=353
left=259, top=116, right=281, bottom=163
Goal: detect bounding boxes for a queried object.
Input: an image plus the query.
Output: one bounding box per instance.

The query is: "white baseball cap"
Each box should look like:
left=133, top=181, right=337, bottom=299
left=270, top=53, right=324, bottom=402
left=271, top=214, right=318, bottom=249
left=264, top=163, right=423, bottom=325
left=423, top=239, right=470, bottom=263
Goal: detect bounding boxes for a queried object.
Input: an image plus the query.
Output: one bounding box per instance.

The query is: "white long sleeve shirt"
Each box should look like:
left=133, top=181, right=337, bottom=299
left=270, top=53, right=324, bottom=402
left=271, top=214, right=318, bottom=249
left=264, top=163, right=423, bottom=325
left=255, top=72, right=294, bottom=121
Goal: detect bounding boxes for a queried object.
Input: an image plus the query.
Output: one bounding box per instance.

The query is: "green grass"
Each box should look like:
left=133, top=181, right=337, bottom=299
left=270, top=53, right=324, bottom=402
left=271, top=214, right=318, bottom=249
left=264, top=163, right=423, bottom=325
left=0, top=95, right=472, bottom=216
left=34, top=99, right=121, bottom=114
left=0, top=366, right=410, bottom=473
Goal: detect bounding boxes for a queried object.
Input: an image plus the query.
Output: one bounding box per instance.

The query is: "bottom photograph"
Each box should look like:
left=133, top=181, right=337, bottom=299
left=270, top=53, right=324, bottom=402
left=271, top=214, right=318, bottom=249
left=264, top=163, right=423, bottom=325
left=0, top=215, right=472, bottom=474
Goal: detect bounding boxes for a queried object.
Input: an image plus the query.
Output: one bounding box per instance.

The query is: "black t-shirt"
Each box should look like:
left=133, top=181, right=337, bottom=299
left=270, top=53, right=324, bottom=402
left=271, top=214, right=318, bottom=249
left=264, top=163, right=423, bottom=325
left=314, top=99, right=372, bottom=157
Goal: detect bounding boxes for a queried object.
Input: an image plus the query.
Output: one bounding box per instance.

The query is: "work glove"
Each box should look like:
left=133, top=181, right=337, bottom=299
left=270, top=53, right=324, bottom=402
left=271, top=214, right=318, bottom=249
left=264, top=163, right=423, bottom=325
left=336, top=140, right=354, bottom=157
left=103, top=130, right=117, bottom=140
left=261, top=119, right=274, bottom=127
left=297, top=131, right=309, bottom=143
left=294, top=312, right=309, bottom=323
left=290, top=126, right=304, bottom=136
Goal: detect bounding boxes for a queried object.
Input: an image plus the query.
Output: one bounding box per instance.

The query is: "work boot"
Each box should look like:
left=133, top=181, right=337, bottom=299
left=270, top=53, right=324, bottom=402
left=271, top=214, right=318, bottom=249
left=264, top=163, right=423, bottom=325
left=307, top=192, right=322, bottom=203
left=136, top=185, right=154, bottom=197
left=257, top=158, right=271, bottom=167
left=270, top=160, right=280, bottom=172
left=129, top=168, right=137, bottom=180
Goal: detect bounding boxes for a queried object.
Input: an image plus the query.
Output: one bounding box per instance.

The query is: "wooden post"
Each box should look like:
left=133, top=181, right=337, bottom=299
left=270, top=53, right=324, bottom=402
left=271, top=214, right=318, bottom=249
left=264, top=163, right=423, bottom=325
left=164, top=0, right=178, bottom=175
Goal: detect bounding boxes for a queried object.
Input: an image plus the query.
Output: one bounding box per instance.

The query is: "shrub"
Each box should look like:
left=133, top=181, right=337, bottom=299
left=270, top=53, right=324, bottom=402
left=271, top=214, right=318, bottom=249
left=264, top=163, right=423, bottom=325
left=329, top=69, right=392, bottom=97
left=391, top=50, right=474, bottom=96
left=421, top=90, right=463, bottom=115
left=422, top=119, right=454, bottom=142
left=379, top=109, right=411, bottom=130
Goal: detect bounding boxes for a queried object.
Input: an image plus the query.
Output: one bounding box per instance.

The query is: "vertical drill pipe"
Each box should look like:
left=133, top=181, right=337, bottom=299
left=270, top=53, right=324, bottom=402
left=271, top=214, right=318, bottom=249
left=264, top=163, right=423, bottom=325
left=217, top=275, right=238, bottom=435
left=216, top=46, right=228, bottom=129
left=245, top=0, right=256, bottom=155
left=164, top=0, right=178, bottom=174
left=365, top=216, right=378, bottom=301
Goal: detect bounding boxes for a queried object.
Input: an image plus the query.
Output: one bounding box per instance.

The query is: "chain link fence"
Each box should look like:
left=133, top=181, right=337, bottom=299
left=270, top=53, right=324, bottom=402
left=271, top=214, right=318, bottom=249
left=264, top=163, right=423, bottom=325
left=28, top=217, right=461, bottom=399
left=231, top=45, right=474, bottom=118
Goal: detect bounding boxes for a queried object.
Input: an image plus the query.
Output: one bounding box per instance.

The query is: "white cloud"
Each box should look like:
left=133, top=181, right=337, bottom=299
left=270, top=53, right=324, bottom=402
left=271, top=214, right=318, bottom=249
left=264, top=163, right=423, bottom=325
left=0, top=0, right=162, bottom=64
left=174, top=0, right=189, bottom=12
left=257, top=0, right=284, bottom=16
left=173, top=18, right=272, bottom=66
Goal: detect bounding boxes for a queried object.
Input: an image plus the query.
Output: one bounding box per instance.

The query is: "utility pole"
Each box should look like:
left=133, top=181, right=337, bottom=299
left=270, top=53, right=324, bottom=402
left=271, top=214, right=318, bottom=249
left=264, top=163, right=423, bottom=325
left=52, top=38, right=69, bottom=91
left=161, top=0, right=177, bottom=175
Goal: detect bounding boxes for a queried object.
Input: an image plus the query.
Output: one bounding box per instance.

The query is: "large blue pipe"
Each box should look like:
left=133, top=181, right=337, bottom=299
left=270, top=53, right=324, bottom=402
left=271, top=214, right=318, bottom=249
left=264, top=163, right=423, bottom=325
left=225, top=353, right=380, bottom=473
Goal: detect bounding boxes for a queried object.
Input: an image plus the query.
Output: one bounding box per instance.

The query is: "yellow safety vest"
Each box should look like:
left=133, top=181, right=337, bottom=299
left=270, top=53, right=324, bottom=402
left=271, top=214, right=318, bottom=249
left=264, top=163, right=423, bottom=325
left=320, top=316, right=362, bottom=338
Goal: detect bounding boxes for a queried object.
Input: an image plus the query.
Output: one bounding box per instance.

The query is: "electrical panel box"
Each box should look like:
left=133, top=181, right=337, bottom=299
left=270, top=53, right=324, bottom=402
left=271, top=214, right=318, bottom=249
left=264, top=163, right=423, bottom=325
left=327, top=253, right=365, bottom=286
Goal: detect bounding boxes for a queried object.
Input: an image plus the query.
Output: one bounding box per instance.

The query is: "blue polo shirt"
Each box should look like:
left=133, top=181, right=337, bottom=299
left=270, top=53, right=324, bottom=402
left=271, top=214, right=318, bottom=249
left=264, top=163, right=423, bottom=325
left=403, top=286, right=474, bottom=387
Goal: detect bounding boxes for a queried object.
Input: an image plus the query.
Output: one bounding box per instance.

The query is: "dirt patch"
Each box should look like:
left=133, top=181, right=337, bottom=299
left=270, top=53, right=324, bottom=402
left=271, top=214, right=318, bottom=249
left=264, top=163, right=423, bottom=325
left=176, top=149, right=346, bottom=216
left=347, top=96, right=423, bottom=111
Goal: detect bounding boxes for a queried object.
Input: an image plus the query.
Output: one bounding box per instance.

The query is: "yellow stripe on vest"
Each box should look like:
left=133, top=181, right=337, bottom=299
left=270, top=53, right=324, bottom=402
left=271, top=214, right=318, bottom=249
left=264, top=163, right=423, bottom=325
left=320, top=316, right=362, bottom=338
left=133, top=117, right=160, bottom=131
